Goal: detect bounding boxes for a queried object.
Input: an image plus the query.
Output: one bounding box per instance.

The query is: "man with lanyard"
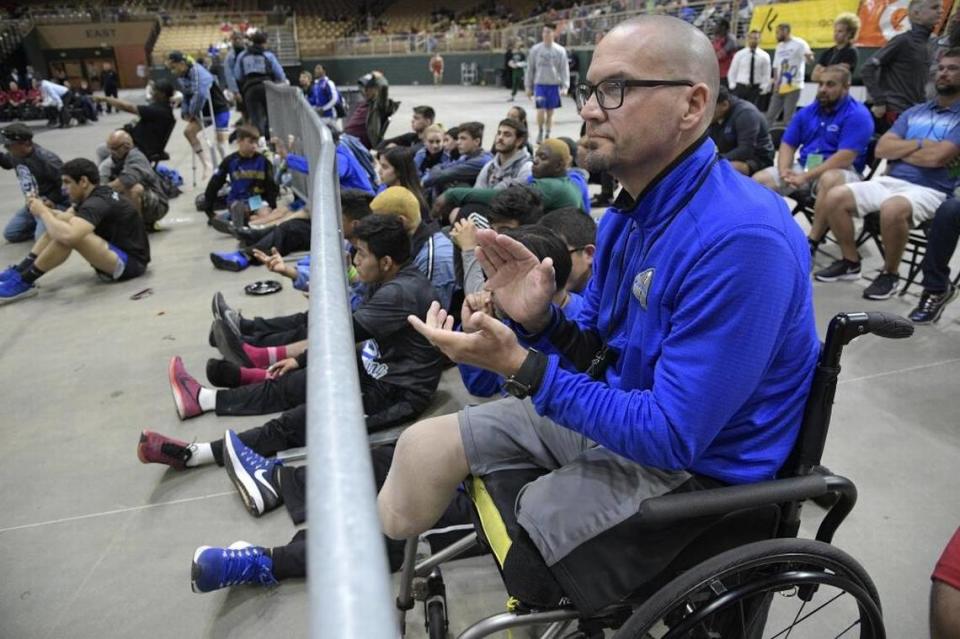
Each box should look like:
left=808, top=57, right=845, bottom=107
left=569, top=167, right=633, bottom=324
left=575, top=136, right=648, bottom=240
left=526, top=23, right=570, bottom=145
left=862, top=0, right=942, bottom=133
left=813, top=49, right=960, bottom=300
left=754, top=65, right=873, bottom=232
left=234, top=31, right=286, bottom=140
left=378, top=15, right=819, bottom=613
left=0, top=158, right=150, bottom=304
left=167, top=51, right=230, bottom=177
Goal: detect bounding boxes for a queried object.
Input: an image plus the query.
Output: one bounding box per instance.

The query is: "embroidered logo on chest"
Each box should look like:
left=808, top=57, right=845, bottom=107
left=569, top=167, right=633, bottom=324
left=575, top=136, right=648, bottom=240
left=632, top=268, right=655, bottom=309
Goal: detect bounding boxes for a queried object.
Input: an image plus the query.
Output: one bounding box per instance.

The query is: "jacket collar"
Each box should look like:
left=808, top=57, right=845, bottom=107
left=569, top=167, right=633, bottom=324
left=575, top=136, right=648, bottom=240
left=612, top=135, right=718, bottom=226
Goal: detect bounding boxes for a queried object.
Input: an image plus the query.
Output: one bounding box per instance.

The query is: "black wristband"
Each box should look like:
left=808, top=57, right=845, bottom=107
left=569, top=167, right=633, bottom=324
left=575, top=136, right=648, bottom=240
left=504, top=348, right=549, bottom=399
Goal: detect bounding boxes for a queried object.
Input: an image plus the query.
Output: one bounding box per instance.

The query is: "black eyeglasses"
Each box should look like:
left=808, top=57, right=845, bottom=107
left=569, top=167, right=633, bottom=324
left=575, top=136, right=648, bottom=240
left=575, top=79, right=695, bottom=111
left=568, top=246, right=586, bottom=254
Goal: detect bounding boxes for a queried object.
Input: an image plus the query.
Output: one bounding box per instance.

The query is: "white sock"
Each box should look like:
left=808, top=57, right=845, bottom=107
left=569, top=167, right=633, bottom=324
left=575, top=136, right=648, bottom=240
left=198, top=387, right=217, bottom=412
left=185, top=442, right=215, bottom=467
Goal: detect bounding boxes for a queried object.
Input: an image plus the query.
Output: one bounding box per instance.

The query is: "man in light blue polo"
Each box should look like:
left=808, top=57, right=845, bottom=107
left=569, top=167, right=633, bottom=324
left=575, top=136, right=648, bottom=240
left=814, top=49, right=960, bottom=300
left=526, top=23, right=570, bottom=145
left=754, top=65, right=873, bottom=223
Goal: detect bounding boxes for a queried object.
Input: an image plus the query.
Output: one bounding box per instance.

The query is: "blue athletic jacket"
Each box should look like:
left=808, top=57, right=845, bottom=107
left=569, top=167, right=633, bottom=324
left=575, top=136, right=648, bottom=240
left=526, top=138, right=820, bottom=484
left=204, top=151, right=278, bottom=212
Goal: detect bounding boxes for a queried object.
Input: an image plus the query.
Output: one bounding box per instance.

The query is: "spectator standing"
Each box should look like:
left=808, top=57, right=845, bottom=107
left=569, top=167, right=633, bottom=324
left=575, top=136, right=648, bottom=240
left=167, top=51, right=231, bottom=177
left=100, top=62, right=119, bottom=113
left=767, top=23, right=814, bottom=126
left=224, top=31, right=246, bottom=113
left=234, top=31, right=286, bottom=140
left=811, top=13, right=861, bottom=82
left=344, top=71, right=398, bottom=150
left=526, top=23, right=570, bottom=144
left=861, top=0, right=942, bottom=134
left=430, top=52, right=444, bottom=86
left=712, top=18, right=738, bottom=81
left=37, top=78, right=72, bottom=128
left=507, top=43, right=527, bottom=101
left=728, top=30, right=771, bottom=107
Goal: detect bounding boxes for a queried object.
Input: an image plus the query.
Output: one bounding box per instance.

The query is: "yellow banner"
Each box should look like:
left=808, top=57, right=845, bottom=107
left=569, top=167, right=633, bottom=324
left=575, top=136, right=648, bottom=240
left=749, top=0, right=861, bottom=49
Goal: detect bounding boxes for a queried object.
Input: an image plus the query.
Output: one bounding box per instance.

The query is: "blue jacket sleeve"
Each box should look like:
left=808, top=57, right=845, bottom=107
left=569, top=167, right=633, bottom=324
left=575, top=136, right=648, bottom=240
left=267, top=52, right=286, bottom=82
left=531, top=228, right=806, bottom=473
left=287, top=152, right=309, bottom=175
left=225, top=53, right=239, bottom=93
left=458, top=363, right=504, bottom=397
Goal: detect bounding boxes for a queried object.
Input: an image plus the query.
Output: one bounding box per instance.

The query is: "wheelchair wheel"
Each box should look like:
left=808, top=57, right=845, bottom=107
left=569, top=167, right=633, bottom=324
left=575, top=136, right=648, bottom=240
left=613, top=538, right=884, bottom=639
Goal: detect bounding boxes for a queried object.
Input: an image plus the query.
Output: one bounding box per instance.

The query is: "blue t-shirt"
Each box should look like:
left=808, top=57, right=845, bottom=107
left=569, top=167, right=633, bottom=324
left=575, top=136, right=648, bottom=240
left=782, top=95, right=874, bottom=173
left=888, top=100, right=960, bottom=194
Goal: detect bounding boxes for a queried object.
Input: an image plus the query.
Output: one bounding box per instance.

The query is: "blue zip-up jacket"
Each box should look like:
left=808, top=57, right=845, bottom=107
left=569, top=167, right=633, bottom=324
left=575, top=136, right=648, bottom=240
left=286, top=144, right=375, bottom=194
left=235, top=46, right=286, bottom=88
left=306, top=78, right=340, bottom=118
left=204, top=151, right=279, bottom=212
left=525, top=138, right=820, bottom=485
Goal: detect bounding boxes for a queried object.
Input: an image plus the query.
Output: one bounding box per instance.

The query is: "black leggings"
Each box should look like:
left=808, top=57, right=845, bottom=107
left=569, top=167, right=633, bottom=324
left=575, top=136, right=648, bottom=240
left=246, top=218, right=311, bottom=257
left=210, top=403, right=307, bottom=465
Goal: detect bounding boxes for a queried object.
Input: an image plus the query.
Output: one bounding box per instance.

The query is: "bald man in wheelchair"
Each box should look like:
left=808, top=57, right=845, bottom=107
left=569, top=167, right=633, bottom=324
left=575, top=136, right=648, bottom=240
left=382, top=15, right=821, bottom=612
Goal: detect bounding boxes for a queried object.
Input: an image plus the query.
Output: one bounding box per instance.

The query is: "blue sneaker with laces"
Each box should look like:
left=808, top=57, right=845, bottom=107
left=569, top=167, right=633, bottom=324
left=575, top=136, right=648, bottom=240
left=0, top=269, right=37, bottom=305
left=223, top=429, right=282, bottom=517
left=210, top=251, right=251, bottom=272
left=191, top=541, right=277, bottom=593
left=0, top=266, right=19, bottom=283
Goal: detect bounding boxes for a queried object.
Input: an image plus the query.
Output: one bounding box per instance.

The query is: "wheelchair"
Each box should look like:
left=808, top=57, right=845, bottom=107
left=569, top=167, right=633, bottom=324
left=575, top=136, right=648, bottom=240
left=395, top=311, right=913, bottom=638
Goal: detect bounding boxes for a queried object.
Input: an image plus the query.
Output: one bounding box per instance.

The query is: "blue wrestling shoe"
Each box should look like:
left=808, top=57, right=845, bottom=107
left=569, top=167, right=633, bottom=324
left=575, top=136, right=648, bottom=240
left=223, top=429, right=282, bottom=517
left=210, top=250, right=250, bottom=272
left=191, top=541, right=276, bottom=593
left=0, top=269, right=37, bottom=305
left=0, top=266, right=18, bottom=283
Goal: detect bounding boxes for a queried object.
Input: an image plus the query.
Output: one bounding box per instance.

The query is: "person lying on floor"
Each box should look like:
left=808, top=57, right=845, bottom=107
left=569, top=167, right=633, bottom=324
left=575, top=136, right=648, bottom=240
left=169, top=214, right=444, bottom=429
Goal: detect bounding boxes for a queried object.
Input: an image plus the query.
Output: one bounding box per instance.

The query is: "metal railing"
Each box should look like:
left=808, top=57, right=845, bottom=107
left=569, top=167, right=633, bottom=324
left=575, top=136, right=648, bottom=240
left=264, top=81, right=396, bottom=638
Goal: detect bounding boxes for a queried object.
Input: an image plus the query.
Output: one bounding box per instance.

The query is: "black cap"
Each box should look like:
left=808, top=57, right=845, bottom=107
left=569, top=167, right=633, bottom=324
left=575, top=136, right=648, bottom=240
left=1, top=122, right=33, bottom=144
left=167, top=51, right=186, bottom=63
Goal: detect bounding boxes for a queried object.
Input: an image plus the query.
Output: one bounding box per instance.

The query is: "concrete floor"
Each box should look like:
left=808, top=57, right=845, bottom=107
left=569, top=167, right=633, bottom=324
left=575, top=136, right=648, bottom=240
left=0, top=85, right=957, bottom=638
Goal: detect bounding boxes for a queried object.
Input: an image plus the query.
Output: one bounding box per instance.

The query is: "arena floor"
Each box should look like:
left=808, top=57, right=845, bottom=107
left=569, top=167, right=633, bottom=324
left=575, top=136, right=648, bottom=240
left=0, top=84, right=957, bottom=638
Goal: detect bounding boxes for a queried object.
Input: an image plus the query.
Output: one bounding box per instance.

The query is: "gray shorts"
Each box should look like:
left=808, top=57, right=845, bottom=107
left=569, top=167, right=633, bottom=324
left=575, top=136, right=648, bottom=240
left=758, top=162, right=861, bottom=197
left=459, top=397, right=692, bottom=565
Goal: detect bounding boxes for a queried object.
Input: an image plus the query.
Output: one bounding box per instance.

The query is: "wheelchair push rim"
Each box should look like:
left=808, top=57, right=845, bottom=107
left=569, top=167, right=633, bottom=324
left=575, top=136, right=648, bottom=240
left=612, top=538, right=884, bottom=639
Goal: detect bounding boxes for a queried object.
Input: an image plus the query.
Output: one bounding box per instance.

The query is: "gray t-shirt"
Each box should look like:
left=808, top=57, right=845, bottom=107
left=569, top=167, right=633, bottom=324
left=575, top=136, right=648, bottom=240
left=526, top=42, right=571, bottom=91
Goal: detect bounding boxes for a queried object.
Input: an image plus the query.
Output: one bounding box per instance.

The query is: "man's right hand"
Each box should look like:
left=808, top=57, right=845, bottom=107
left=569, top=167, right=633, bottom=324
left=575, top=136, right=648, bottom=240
left=475, top=229, right=556, bottom=333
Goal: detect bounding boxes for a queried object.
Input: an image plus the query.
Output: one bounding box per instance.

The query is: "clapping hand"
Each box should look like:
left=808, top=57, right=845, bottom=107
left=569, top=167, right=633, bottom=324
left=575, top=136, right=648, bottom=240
left=475, top=229, right=555, bottom=333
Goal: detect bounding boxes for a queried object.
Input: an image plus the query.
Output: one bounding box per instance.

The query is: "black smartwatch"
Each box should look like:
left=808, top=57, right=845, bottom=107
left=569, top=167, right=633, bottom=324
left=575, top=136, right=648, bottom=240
left=503, top=349, right=548, bottom=399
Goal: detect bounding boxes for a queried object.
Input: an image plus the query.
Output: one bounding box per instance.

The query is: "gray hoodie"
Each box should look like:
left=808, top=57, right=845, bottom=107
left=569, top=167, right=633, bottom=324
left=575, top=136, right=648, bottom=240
left=473, top=148, right=533, bottom=189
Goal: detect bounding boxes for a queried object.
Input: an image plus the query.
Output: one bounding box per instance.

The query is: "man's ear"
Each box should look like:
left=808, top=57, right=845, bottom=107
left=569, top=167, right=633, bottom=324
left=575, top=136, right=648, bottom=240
left=583, top=244, right=596, bottom=263
left=379, top=255, right=395, bottom=272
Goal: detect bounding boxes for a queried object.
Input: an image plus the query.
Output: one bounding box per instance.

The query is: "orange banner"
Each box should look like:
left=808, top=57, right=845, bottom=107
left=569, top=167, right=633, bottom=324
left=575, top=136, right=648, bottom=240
left=857, top=0, right=955, bottom=47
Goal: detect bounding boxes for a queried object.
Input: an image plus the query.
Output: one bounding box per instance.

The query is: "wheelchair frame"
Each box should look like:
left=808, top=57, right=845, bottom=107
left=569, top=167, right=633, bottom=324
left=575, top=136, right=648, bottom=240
left=394, top=311, right=913, bottom=639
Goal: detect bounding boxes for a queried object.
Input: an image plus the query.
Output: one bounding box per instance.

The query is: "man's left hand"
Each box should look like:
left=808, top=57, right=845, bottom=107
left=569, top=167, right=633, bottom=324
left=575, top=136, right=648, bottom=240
left=408, top=300, right=528, bottom=377
left=782, top=170, right=808, bottom=188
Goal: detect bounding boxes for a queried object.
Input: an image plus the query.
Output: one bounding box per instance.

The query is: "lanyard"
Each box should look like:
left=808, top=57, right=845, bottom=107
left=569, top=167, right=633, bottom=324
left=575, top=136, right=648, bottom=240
left=586, top=153, right=721, bottom=379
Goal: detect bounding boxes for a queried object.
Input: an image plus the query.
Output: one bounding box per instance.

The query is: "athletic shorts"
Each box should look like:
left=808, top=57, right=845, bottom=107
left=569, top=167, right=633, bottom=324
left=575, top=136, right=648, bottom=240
left=845, top=175, right=947, bottom=227
left=96, top=243, right=147, bottom=282
left=534, top=84, right=562, bottom=110
left=201, top=109, right=231, bottom=131
left=459, top=396, right=692, bottom=565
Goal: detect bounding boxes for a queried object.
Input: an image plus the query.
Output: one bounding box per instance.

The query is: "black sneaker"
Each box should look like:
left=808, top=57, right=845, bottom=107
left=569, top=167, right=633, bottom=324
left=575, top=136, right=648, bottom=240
left=814, top=258, right=861, bottom=282
left=909, top=284, right=958, bottom=324
left=863, top=272, right=900, bottom=300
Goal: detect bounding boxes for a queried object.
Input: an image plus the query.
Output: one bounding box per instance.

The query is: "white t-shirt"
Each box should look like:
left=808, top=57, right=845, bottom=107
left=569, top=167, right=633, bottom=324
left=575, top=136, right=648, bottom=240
left=772, top=36, right=812, bottom=95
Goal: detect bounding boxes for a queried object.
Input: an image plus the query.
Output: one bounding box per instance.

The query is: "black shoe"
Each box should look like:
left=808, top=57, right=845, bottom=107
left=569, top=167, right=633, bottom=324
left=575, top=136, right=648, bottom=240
left=235, top=225, right=271, bottom=246
left=590, top=194, right=612, bottom=208
left=814, top=258, right=861, bottom=282
left=909, top=284, right=958, bottom=324
left=206, top=358, right=243, bottom=388
left=863, top=272, right=900, bottom=300
left=211, top=291, right=244, bottom=339
left=209, top=216, right=237, bottom=236
left=211, top=318, right=253, bottom=367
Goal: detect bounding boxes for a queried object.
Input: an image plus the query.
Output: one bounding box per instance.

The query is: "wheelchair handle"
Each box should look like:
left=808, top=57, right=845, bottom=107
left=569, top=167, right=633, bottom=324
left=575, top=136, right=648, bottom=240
left=822, top=312, right=913, bottom=368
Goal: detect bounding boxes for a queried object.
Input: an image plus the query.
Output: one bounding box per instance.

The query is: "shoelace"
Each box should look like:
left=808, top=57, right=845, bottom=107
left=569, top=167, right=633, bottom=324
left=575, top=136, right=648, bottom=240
left=217, top=547, right=277, bottom=588
left=918, top=291, right=943, bottom=312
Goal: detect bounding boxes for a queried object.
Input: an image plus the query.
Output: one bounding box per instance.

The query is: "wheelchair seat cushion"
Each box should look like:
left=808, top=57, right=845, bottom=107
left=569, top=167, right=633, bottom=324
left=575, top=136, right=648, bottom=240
left=469, top=468, right=781, bottom=616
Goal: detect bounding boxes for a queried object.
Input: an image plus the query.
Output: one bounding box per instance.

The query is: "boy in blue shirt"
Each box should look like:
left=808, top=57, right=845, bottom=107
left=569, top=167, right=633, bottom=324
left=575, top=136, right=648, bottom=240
left=814, top=50, right=960, bottom=300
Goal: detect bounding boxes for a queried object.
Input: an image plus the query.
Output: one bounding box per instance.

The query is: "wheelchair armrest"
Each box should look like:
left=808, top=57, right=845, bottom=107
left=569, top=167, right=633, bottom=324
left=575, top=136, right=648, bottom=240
left=636, top=474, right=856, bottom=542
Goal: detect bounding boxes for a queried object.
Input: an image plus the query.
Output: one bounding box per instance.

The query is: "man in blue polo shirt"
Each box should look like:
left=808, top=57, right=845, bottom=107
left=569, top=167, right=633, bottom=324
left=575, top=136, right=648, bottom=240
left=754, top=65, right=873, bottom=213
left=814, top=49, right=960, bottom=300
